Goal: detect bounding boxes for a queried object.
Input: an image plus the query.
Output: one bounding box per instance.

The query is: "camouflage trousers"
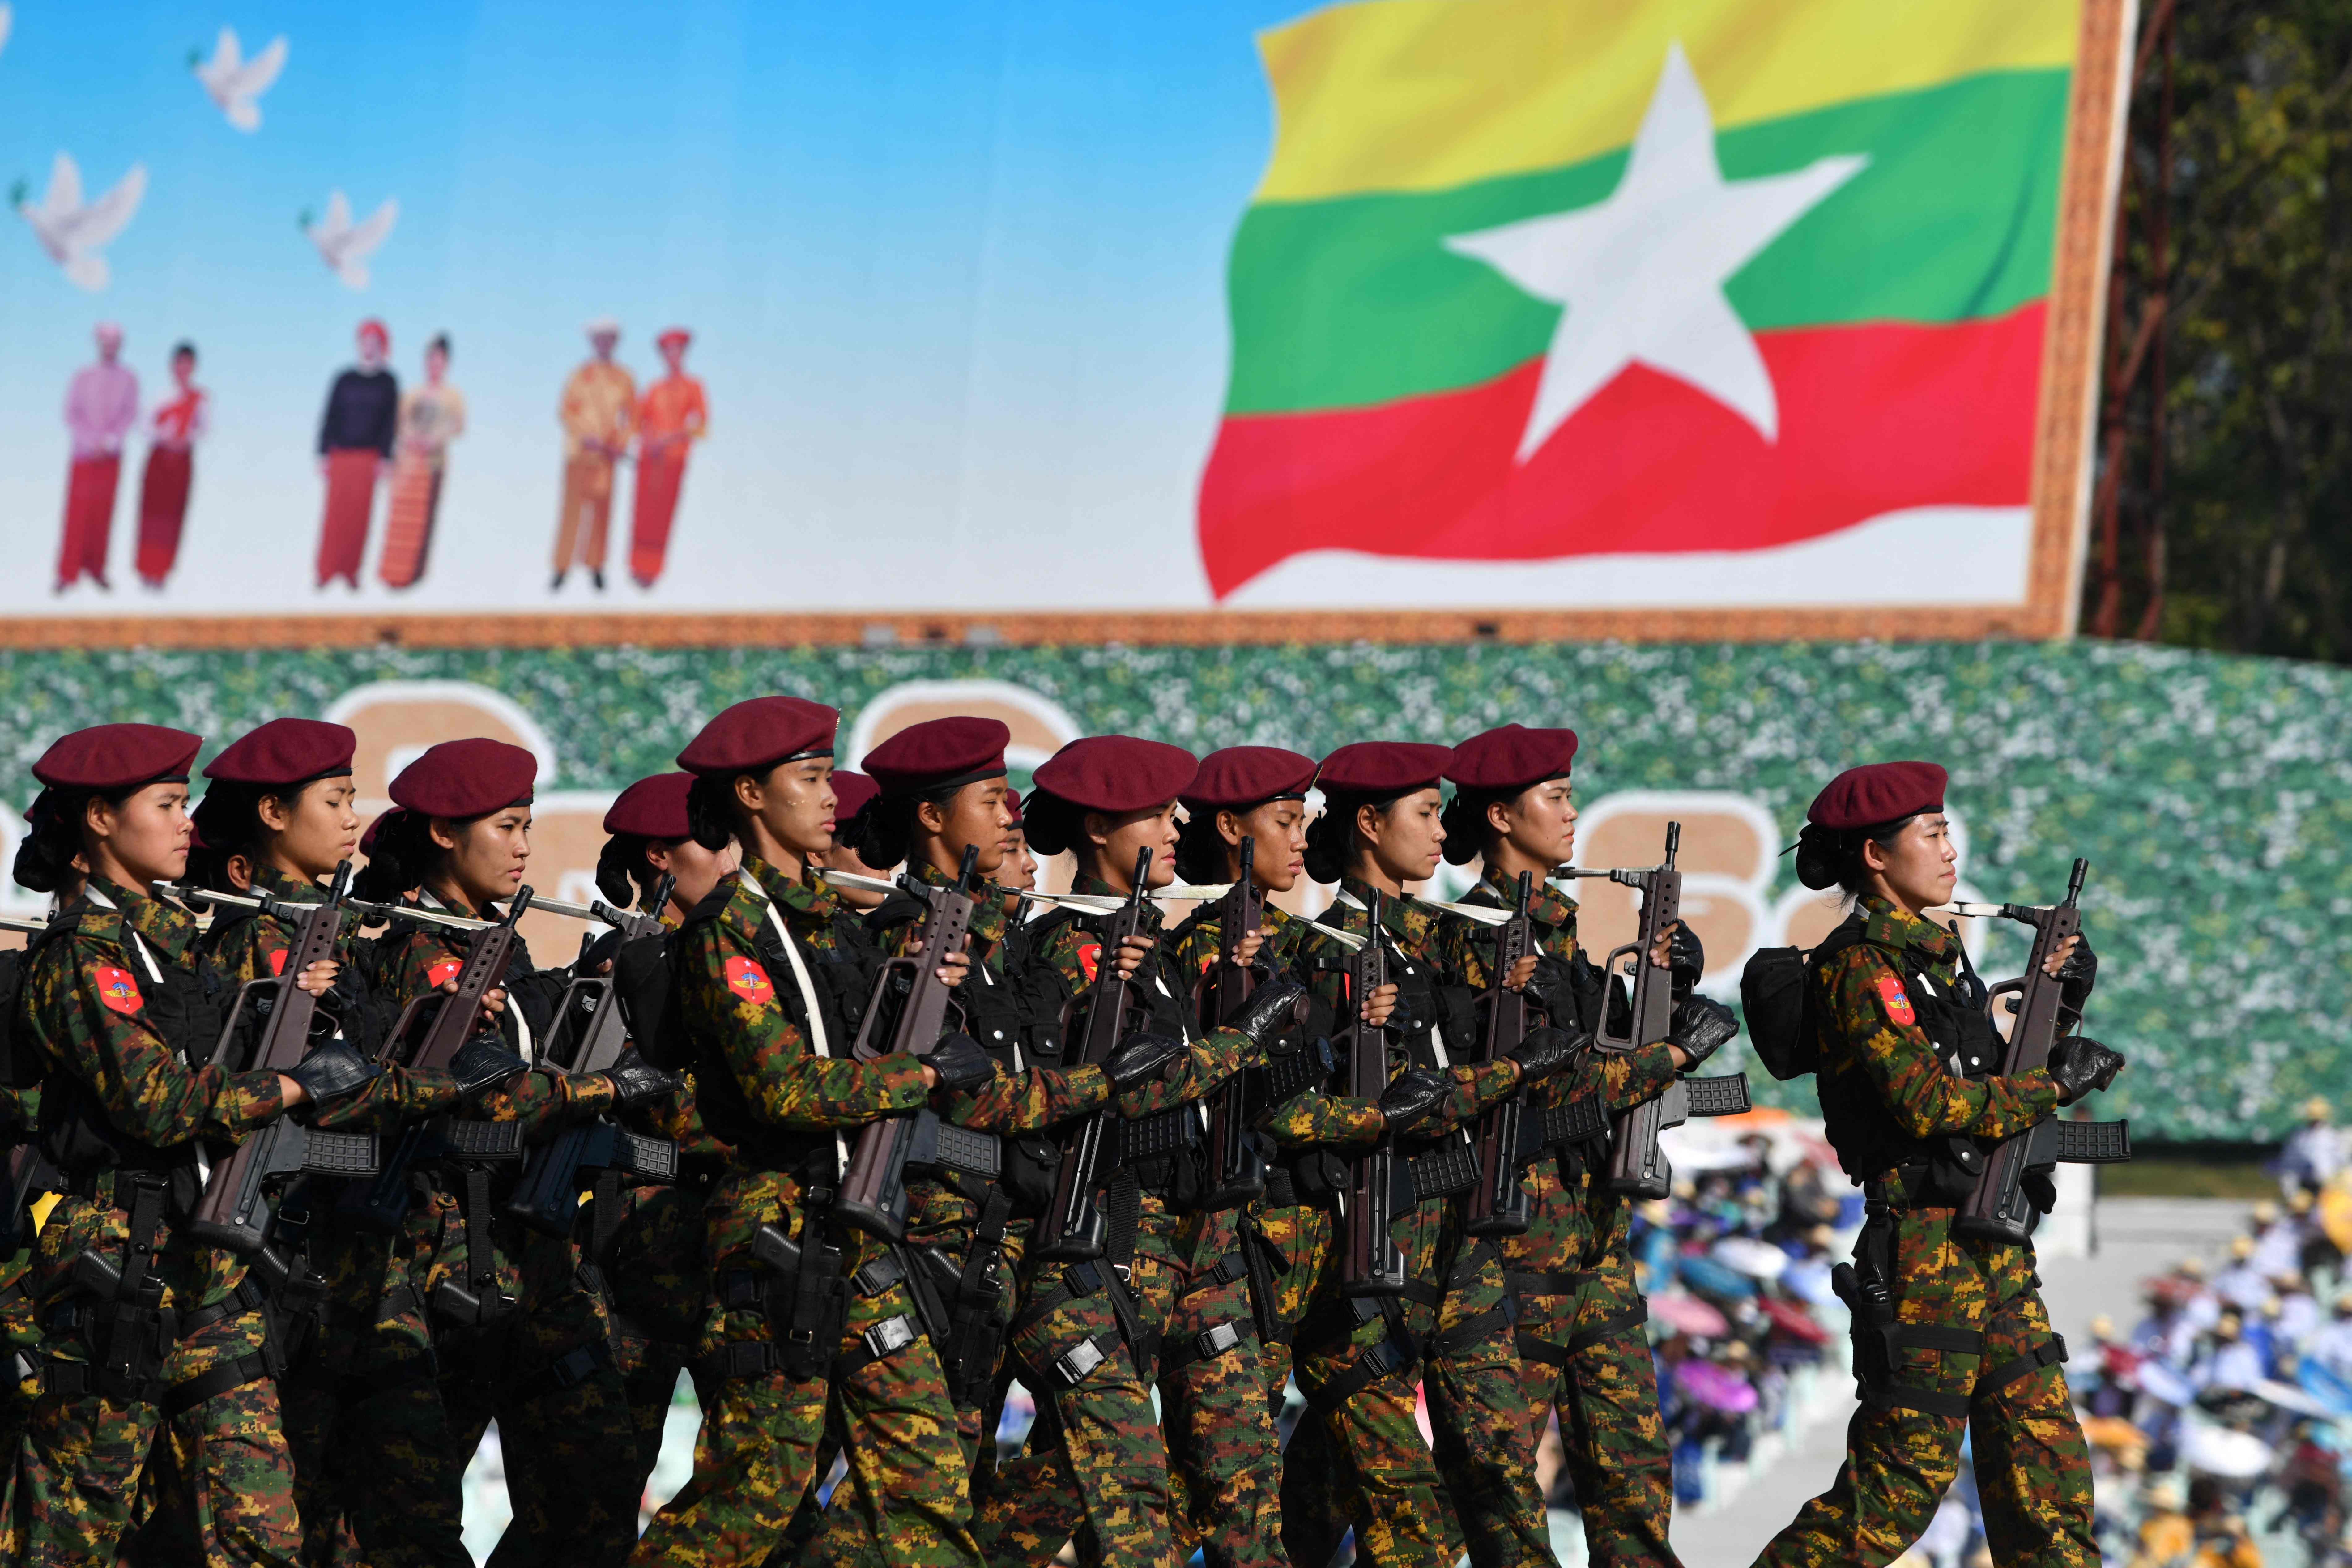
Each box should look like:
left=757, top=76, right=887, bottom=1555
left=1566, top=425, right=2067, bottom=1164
left=1285, top=1197, right=1551, bottom=1568
left=1157, top=1206, right=1285, bottom=1568
left=15, top=1306, right=297, bottom=1568
left=972, top=1194, right=1184, bottom=1568
left=1753, top=1206, right=2096, bottom=1568
left=631, top=1214, right=979, bottom=1568
left=1504, top=1160, right=1679, bottom=1568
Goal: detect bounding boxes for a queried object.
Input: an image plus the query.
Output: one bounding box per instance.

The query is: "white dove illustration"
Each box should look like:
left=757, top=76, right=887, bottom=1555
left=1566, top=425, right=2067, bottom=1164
left=12, top=153, right=147, bottom=292
left=192, top=26, right=288, bottom=132
left=302, top=191, right=397, bottom=290
left=0, top=6, right=15, bottom=63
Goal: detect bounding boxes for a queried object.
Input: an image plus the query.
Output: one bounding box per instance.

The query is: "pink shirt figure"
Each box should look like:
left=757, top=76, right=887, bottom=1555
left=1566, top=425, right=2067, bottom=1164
left=66, top=361, right=139, bottom=460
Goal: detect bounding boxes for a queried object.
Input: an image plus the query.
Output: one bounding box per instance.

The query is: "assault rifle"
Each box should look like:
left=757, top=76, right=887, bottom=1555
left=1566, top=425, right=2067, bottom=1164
left=1337, top=890, right=1406, bottom=1296
left=187, top=863, right=381, bottom=1254
left=1196, top=836, right=1268, bottom=1211
left=1464, top=872, right=1536, bottom=1237
left=1574, top=824, right=1750, bottom=1198
left=1954, top=861, right=2131, bottom=1241
left=833, top=848, right=995, bottom=1240
left=1035, top=848, right=1154, bottom=1263
left=502, top=878, right=680, bottom=1237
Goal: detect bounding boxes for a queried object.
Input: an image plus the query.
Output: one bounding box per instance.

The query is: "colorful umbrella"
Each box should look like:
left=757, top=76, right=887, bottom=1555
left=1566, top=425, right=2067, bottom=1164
left=1714, top=1236, right=1792, bottom=1281
left=1648, top=1293, right=1729, bottom=1339
left=1677, top=1358, right=1759, bottom=1414
left=2179, top=1421, right=2272, bottom=1479
left=1759, top=1296, right=1832, bottom=1345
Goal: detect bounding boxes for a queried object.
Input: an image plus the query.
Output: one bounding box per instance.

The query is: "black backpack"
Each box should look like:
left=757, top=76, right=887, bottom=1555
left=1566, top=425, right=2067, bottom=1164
left=1738, top=915, right=1864, bottom=1081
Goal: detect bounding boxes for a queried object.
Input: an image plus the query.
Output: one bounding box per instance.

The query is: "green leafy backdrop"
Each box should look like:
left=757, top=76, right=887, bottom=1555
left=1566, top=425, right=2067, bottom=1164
left=3, top=639, right=2335, bottom=1142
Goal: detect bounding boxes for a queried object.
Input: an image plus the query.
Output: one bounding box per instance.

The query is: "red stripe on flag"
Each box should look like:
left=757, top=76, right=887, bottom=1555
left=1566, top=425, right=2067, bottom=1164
left=1195, top=302, right=2044, bottom=599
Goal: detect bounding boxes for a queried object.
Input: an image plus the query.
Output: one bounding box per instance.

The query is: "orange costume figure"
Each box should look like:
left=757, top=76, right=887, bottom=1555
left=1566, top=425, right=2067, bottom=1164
left=552, top=318, right=635, bottom=590
left=314, top=319, right=399, bottom=589
left=135, top=341, right=207, bottom=588
left=629, top=327, right=708, bottom=587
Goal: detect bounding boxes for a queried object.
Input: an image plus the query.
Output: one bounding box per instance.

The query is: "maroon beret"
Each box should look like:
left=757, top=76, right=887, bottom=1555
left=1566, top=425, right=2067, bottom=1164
left=603, top=772, right=695, bottom=839
left=32, top=723, right=202, bottom=791
left=1316, top=741, right=1452, bottom=799
left=863, top=718, right=1009, bottom=797
left=1003, top=787, right=1024, bottom=829
left=677, top=696, right=836, bottom=777
left=830, top=769, right=880, bottom=825
left=1807, top=761, right=1948, bottom=831
left=1032, top=736, right=1197, bottom=816
left=388, top=739, right=537, bottom=819
left=1445, top=725, right=1578, bottom=793
left=359, top=811, right=393, bottom=859
left=203, top=718, right=356, bottom=787
left=1183, top=746, right=1317, bottom=810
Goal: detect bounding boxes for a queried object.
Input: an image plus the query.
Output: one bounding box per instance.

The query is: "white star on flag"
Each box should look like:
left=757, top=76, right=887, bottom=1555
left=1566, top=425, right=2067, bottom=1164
left=1445, top=42, right=1867, bottom=458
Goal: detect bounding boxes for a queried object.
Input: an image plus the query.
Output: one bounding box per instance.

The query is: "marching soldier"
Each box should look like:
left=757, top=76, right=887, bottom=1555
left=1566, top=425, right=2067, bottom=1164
left=1752, top=761, right=2116, bottom=1567
left=1434, top=724, right=1734, bottom=1568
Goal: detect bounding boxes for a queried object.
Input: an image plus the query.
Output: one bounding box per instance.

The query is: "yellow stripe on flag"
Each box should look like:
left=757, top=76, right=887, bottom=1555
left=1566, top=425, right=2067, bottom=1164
left=1255, top=0, right=2079, bottom=202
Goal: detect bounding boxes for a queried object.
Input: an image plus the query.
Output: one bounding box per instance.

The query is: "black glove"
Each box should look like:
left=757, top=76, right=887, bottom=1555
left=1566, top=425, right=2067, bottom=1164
left=924, top=1034, right=997, bottom=1096
left=1507, top=1025, right=1585, bottom=1086
left=1230, top=975, right=1308, bottom=1049
left=2022, top=1168, right=2059, bottom=1215
left=1380, top=988, right=1424, bottom=1037
left=1376, top=1067, right=1450, bottom=1136
left=286, top=1038, right=380, bottom=1106
left=450, top=1036, right=528, bottom=1099
left=2058, top=931, right=2098, bottom=1018
left=2047, top=1036, right=2123, bottom=1103
left=1104, top=1031, right=1184, bottom=1093
left=600, top=1045, right=684, bottom=1109
left=1667, top=995, right=1739, bottom=1068
left=1524, top=952, right=1600, bottom=1030
left=1666, top=923, right=1706, bottom=995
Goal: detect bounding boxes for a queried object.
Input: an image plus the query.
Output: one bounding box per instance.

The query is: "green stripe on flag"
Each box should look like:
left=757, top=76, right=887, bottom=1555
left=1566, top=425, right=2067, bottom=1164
left=1223, top=67, right=2068, bottom=416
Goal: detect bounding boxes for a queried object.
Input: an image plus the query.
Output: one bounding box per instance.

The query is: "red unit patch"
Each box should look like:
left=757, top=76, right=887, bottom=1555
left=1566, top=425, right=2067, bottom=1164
left=1076, top=942, right=1101, bottom=986
left=267, top=948, right=289, bottom=978
left=725, top=955, right=775, bottom=1006
left=1876, top=972, right=1916, bottom=1027
left=426, top=958, right=465, bottom=989
left=92, top=965, right=143, bottom=1017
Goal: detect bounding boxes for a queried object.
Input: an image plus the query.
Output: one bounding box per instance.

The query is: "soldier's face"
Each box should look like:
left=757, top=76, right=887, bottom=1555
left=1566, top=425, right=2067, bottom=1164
left=1361, top=787, right=1445, bottom=886
left=259, top=776, right=361, bottom=881
left=88, top=782, right=192, bottom=888
left=921, top=778, right=1011, bottom=879
left=1090, top=802, right=1180, bottom=892
left=1494, top=775, right=1577, bottom=869
left=1000, top=829, right=1037, bottom=893
left=741, top=758, right=837, bottom=862
left=649, top=834, right=737, bottom=915
left=435, top=806, right=532, bottom=908
left=1225, top=800, right=1308, bottom=893
left=1862, top=811, right=1958, bottom=914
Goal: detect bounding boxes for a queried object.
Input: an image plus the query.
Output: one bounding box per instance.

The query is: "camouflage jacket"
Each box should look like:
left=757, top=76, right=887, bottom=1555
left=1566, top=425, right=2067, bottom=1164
left=1817, top=896, right=2057, bottom=1153
left=195, top=863, right=463, bottom=1132
left=1272, top=876, right=1519, bottom=1149
left=23, top=876, right=293, bottom=1310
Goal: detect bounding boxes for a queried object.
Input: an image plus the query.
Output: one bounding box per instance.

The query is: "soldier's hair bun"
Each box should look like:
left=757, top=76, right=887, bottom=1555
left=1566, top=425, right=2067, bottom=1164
left=352, top=808, right=436, bottom=903
left=1438, top=788, right=1504, bottom=866
left=595, top=833, right=649, bottom=909
left=1173, top=808, right=1229, bottom=886
left=1302, top=790, right=1402, bottom=884
left=684, top=775, right=739, bottom=854
left=1792, top=823, right=1846, bottom=891
left=11, top=788, right=85, bottom=895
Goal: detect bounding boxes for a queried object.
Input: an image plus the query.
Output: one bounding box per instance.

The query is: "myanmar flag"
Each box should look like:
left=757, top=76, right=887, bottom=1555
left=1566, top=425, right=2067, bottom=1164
left=1197, top=0, right=2081, bottom=600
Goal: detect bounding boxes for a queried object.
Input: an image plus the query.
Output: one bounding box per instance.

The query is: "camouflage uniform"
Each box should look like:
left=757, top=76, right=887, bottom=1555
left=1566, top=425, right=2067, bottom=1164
left=1159, top=898, right=1323, bottom=1568
left=1276, top=880, right=1545, bottom=1568
left=1753, top=896, right=2092, bottom=1568
left=1435, top=870, right=1683, bottom=1567
left=14, top=876, right=301, bottom=1568
left=804, top=860, right=1114, bottom=1568
left=0, top=1078, right=42, bottom=1560
left=968, top=873, right=1262, bottom=1568
left=629, top=855, right=978, bottom=1568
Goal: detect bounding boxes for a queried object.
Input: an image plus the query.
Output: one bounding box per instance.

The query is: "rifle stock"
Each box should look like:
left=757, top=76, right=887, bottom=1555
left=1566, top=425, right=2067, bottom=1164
left=1339, top=891, right=1406, bottom=1296
left=835, top=846, right=982, bottom=1240
left=1465, top=872, right=1536, bottom=1236
left=1035, top=847, right=1154, bottom=1264
left=1197, top=835, right=1267, bottom=1211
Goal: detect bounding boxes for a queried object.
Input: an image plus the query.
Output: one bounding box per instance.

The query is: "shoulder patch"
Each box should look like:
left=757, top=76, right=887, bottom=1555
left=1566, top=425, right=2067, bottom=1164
left=92, top=965, right=143, bottom=1017
left=724, top=954, right=776, bottom=1006
left=1076, top=941, right=1101, bottom=987
left=1876, top=972, right=1916, bottom=1027
left=266, top=948, right=289, bottom=978
left=425, top=958, right=464, bottom=989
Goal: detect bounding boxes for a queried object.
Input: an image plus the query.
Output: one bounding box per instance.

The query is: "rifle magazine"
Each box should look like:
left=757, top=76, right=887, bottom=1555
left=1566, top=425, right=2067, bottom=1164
left=2052, top=1119, right=2131, bottom=1164
left=300, top=1131, right=381, bottom=1177
left=1683, top=1074, right=1753, bottom=1118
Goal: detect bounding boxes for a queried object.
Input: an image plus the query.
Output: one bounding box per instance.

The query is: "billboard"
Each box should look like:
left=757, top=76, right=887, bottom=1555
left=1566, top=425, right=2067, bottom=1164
left=0, top=0, right=2129, bottom=647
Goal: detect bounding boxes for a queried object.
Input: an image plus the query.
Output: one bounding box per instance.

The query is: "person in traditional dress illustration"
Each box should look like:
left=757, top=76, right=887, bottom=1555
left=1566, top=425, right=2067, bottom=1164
left=629, top=326, right=707, bottom=587
left=552, top=318, right=634, bottom=590
left=379, top=333, right=467, bottom=590
left=135, top=342, right=207, bottom=589
left=314, top=318, right=398, bottom=589
left=57, top=322, right=139, bottom=592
